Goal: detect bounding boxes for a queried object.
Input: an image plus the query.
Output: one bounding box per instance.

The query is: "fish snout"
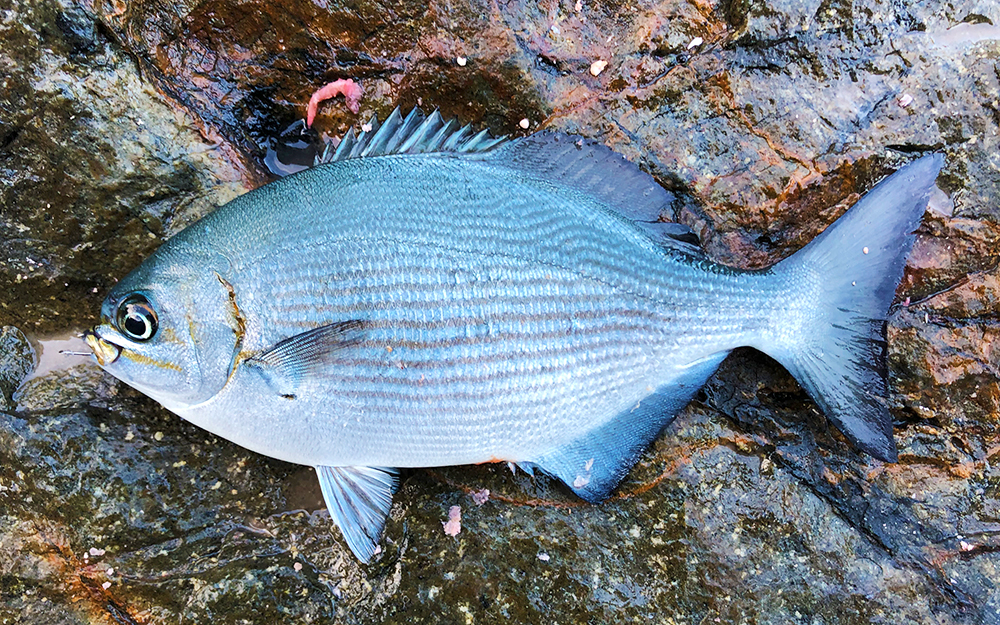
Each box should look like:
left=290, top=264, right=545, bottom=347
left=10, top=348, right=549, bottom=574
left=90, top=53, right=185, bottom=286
left=84, top=328, right=122, bottom=366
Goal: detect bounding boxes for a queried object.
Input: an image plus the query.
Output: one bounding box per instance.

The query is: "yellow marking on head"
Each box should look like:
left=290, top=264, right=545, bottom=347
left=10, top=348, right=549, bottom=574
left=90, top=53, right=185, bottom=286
left=158, top=327, right=179, bottom=343
left=121, top=349, right=183, bottom=372
left=215, top=271, right=247, bottom=344
left=187, top=316, right=200, bottom=345
left=85, top=332, right=121, bottom=366
left=213, top=271, right=253, bottom=387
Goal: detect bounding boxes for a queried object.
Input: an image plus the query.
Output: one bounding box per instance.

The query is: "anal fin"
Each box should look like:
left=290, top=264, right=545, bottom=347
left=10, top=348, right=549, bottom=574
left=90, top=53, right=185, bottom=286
left=316, top=465, right=399, bottom=563
left=523, top=352, right=728, bottom=502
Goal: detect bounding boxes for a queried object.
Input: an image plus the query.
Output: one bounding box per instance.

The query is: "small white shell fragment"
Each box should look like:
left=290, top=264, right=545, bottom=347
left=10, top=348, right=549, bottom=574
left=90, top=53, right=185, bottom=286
left=687, top=36, right=703, bottom=49
left=101, top=581, right=111, bottom=590
left=519, top=118, right=530, bottom=129
left=897, top=93, right=914, bottom=107
left=573, top=474, right=590, bottom=489
left=107, top=567, right=114, bottom=576
left=456, top=57, right=467, bottom=67
left=89, top=547, right=106, bottom=557
left=590, top=59, right=608, bottom=76
left=293, top=562, right=303, bottom=571
left=471, top=488, right=490, bottom=505
left=362, top=122, right=373, bottom=132
left=538, top=552, right=550, bottom=561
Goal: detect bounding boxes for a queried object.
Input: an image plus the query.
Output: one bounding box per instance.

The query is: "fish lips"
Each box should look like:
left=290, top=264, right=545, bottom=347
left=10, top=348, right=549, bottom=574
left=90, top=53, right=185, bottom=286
left=84, top=326, right=123, bottom=366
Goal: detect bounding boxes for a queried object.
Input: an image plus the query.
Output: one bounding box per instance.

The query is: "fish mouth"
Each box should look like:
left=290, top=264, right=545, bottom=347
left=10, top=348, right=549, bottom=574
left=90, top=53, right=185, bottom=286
left=84, top=328, right=122, bottom=366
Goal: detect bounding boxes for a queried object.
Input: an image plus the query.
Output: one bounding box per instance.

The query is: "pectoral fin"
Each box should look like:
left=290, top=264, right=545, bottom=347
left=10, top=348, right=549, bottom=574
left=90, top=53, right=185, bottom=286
left=245, top=320, right=368, bottom=397
left=316, top=465, right=400, bottom=563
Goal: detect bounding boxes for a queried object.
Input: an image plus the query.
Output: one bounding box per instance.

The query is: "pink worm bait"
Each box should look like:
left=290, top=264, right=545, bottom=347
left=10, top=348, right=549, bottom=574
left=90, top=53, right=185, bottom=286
left=306, top=79, right=363, bottom=126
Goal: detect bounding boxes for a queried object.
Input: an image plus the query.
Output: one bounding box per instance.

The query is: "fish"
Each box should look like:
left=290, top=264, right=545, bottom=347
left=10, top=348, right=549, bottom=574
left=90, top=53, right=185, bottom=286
left=84, top=108, right=944, bottom=562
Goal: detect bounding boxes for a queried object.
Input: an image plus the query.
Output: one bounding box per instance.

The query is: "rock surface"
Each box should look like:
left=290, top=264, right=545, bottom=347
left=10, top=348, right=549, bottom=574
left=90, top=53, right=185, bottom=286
left=1, top=0, right=999, bottom=623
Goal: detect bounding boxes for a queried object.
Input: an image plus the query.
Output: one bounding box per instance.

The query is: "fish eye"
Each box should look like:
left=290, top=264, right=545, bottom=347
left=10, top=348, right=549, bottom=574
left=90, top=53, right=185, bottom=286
left=116, top=295, right=159, bottom=341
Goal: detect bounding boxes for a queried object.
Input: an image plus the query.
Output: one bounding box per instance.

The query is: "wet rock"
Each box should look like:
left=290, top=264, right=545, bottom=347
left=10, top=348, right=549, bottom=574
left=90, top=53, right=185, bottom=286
left=2, top=0, right=999, bottom=623
left=0, top=327, right=36, bottom=411
left=13, top=363, right=107, bottom=413
left=79, top=0, right=548, bottom=159
left=0, top=0, right=252, bottom=334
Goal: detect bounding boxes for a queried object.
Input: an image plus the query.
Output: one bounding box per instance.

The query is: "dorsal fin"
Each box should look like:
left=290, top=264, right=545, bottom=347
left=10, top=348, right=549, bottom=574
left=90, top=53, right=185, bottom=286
left=316, top=107, right=507, bottom=164
left=314, top=109, right=701, bottom=254
left=489, top=132, right=671, bottom=222
left=487, top=132, right=701, bottom=255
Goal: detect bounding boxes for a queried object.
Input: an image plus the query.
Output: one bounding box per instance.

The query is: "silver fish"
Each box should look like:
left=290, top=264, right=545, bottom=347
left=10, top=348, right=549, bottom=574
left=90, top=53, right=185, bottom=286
left=85, top=108, right=943, bottom=561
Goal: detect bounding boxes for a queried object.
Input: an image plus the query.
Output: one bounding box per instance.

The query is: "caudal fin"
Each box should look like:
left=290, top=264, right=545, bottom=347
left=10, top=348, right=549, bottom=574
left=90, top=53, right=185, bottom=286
left=768, top=155, right=944, bottom=462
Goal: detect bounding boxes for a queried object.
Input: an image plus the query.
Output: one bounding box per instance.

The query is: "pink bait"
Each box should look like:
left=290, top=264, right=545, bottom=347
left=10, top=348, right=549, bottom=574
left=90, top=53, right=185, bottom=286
left=306, top=79, right=363, bottom=126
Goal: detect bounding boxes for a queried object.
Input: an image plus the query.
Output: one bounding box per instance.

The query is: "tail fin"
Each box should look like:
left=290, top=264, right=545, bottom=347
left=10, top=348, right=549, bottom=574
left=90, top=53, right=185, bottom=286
left=767, top=155, right=944, bottom=462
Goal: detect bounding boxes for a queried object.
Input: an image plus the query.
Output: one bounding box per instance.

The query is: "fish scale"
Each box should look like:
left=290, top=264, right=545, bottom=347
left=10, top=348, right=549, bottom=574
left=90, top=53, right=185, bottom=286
left=225, top=159, right=685, bottom=301
left=86, top=108, right=943, bottom=562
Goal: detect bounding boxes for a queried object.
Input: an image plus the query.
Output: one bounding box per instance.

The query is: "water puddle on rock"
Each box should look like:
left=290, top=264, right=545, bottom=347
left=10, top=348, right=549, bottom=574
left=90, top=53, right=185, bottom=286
left=930, top=22, right=1000, bottom=47
left=280, top=466, right=326, bottom=513
left=26, top=332, right=94, bottom=381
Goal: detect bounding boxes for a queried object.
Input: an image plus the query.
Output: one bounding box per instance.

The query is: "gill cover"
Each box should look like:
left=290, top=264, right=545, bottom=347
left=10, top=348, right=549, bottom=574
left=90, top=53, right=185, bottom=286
left=90, top=246, right=244, bottom=411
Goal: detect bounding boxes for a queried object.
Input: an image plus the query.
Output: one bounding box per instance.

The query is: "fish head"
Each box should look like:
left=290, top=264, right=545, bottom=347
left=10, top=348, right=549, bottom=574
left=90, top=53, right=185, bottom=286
left=86, top=247, right=241, bottom=412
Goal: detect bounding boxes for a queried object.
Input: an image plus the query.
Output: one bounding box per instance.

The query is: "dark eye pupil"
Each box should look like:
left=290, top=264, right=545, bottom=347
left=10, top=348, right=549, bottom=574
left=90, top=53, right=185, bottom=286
left=124, top=312, right=149, bottom=338
left=116, top=295, right=158, bottom=341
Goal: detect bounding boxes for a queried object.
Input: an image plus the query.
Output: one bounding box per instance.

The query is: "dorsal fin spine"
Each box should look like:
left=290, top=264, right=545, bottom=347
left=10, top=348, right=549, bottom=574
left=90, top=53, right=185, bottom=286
left=397, top=109, right=440, bottom=153
left=360, top=108, right=403, bottom=156
left=463, top=128, right=494, bottom=152
left=406, top=114, right=437, bottom=152
left=453, top=125, right=476, bottom=150
left=381, top=108, right=417, bottom=154
left=333, top=127, right=356, bottom=161
left=349, top=125, right=370, bottom=159
left=428, top=119, right=459, bottom=151
left=314, top=108, right=508, bottom=166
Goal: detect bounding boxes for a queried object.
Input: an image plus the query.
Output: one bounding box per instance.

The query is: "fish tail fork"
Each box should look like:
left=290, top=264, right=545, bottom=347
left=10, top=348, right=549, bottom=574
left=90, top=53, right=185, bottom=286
left=763, top=154, right=944, bottom=462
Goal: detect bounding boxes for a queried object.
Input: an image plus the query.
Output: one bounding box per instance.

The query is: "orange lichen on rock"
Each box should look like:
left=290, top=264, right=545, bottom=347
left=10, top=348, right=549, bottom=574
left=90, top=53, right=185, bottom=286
left=31, top=522, right=146, bottom=625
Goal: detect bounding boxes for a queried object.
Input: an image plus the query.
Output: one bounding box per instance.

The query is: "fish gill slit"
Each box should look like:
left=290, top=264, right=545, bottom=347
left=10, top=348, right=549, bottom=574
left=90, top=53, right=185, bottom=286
left=215, top=272, right=248, bottom=346
left=216, top=271, right=251, bottom=382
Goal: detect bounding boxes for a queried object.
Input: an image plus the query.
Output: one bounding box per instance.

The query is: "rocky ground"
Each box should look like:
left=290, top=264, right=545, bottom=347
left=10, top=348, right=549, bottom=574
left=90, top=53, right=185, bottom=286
left=1, top=0, right=998, bottom=623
